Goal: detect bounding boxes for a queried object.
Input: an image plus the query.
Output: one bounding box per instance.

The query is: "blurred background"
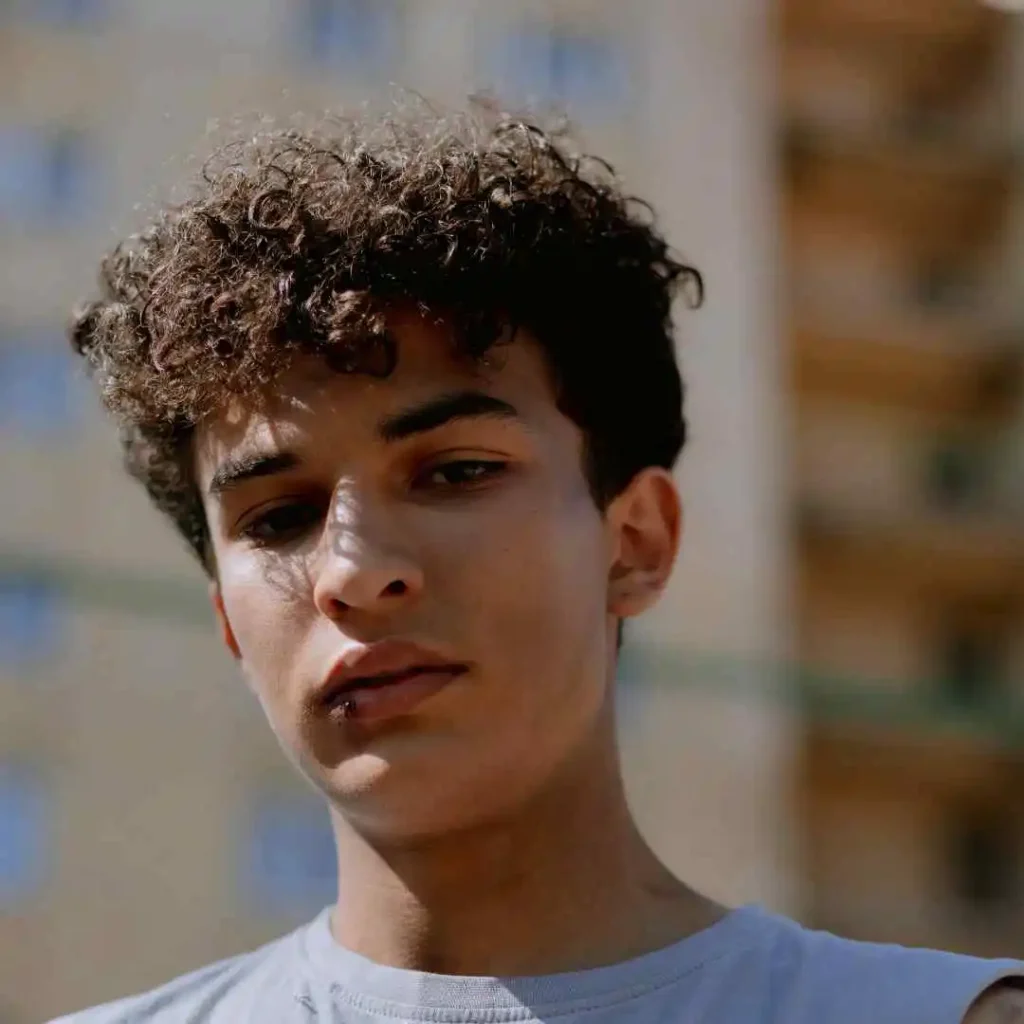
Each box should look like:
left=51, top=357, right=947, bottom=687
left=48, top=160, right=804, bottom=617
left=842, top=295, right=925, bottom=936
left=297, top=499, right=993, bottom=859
left=1, top=0, right=1023, bottom=1019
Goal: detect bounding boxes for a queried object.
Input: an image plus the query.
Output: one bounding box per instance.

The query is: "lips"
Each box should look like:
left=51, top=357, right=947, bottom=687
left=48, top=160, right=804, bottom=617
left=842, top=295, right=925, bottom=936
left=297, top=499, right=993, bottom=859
left=330, top=664, right=453, bottom=698
left=315, top=639, right=468, bottom=714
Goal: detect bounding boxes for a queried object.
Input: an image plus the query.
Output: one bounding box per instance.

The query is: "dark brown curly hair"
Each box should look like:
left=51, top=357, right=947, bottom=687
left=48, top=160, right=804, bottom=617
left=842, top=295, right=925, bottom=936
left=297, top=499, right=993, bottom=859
left=69, top=104, right=702, bottom=576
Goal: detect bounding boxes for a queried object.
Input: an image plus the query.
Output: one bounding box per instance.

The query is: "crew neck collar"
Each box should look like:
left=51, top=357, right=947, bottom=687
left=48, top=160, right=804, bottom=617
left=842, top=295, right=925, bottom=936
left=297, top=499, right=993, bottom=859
left=298, top=902, right=775, bottom=1017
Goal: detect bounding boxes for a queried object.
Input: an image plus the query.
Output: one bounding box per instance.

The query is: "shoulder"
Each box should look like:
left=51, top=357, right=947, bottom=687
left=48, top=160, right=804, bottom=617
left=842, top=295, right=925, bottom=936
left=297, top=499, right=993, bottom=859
left=44, top=922, right=311, bottom=1024
left=751, top=909, right=1024, bottom=1024
left=964, top=979, right=1024, bottom=1023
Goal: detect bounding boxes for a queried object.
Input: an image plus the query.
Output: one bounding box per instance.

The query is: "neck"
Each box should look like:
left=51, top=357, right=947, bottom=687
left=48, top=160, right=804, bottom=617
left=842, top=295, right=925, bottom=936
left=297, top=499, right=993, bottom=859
left=328, top=702, right=724, bottom=976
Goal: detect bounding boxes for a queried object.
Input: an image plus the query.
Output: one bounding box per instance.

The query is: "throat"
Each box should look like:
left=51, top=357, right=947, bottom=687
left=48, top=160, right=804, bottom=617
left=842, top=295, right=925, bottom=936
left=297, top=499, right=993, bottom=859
left=329, top=844, right=720, bottom=977
left=329, top=788, right=720, bottom=977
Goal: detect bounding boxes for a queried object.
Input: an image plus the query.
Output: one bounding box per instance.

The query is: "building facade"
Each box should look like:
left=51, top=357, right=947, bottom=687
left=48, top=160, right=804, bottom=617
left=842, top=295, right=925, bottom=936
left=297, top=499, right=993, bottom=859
left=781, top=0, right=1024, bottom=957
left=0, top=2, right=791, bottom=1020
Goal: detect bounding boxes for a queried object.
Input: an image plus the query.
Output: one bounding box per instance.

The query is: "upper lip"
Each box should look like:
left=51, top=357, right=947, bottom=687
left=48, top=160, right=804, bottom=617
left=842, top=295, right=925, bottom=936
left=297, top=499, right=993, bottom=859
left=314, top=639, right=467, bottom=708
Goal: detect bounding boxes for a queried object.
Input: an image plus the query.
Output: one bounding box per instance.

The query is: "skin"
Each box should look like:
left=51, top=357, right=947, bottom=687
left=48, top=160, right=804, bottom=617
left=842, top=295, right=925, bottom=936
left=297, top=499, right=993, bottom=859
left=966, top=981, right=1024, bottom=1023
left=196, top=309, right=723, bottom=976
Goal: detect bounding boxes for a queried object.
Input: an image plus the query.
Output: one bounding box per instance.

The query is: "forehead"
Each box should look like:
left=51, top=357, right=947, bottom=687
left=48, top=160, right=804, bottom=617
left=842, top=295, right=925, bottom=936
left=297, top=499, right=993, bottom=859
left=193, top=313, right=560, bottom=476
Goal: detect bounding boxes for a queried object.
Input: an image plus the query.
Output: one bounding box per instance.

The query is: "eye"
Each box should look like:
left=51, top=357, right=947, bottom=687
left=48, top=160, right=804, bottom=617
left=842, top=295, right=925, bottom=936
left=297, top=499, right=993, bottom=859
left=238, top=502, right=322, bottom=546
left=418, top=459, right=508, bottom=490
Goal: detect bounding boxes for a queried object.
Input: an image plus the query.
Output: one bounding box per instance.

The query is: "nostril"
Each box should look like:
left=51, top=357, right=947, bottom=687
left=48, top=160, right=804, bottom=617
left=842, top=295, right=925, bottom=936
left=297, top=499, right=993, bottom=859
left=384, top=580, right=408, bottom=596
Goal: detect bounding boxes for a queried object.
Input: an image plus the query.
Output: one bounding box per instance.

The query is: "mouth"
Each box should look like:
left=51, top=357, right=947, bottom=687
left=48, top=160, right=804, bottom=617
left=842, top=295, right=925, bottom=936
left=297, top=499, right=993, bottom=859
left=314, top=641, right=470, bottom=723
left=321, top=664, right=466, bottom=707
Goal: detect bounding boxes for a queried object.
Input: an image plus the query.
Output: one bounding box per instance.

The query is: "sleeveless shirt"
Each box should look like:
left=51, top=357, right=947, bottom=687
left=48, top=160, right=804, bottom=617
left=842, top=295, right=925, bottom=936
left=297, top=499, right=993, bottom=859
left=49, top=902, right=1024, bottom=1023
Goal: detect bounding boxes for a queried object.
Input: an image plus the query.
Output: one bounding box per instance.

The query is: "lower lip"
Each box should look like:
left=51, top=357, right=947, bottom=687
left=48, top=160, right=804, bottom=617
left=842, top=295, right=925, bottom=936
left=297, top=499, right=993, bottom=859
left=328, top=668, right=466, bottom=724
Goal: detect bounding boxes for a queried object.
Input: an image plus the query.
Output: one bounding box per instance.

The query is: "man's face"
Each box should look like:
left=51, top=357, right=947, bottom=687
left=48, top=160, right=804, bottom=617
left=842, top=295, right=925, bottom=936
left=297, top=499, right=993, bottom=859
left=195, top=312, right=678, bottom=840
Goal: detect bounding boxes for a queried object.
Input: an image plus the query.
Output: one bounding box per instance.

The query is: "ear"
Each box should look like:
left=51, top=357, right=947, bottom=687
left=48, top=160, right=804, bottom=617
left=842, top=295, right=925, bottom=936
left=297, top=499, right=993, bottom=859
left=209, top=581, right=242, bottom=661
left=606, top=467, right=682, bottom=620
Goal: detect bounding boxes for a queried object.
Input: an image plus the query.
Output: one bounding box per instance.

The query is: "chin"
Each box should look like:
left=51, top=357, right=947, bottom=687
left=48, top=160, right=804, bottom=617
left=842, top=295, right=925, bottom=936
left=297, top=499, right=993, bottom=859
left=329, top=778, right=494, bottom=844
left=320, top=748, right=540, bottom=844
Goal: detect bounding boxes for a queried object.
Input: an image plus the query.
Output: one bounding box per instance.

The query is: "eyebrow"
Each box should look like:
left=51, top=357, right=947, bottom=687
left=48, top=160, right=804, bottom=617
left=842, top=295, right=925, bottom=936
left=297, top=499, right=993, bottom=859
left=377, top=390, right=519, bottom=443
left=206, top=390, right=520, bottom=497
left=207, top=450, right=302, bottom=497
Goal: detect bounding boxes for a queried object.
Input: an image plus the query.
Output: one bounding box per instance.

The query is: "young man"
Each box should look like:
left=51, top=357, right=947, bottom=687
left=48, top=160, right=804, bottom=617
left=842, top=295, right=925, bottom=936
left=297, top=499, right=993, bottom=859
left=55, top=106, right=1023, bottom=1023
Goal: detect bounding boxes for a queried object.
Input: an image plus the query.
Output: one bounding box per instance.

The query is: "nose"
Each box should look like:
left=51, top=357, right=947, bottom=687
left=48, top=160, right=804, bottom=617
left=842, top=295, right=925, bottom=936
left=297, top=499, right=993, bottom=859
left=312, top=527, right=424, bottom=620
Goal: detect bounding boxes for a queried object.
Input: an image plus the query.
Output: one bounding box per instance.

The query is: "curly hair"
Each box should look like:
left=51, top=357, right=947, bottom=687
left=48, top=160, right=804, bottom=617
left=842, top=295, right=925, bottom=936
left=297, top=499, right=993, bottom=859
left=69, top=103, right=702, bottom=575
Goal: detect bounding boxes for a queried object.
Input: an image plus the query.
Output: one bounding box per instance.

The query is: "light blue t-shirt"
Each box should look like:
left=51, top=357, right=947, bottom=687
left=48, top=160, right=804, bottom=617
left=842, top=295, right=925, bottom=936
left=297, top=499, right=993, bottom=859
left=49, top=904, right=1024, bottom=1023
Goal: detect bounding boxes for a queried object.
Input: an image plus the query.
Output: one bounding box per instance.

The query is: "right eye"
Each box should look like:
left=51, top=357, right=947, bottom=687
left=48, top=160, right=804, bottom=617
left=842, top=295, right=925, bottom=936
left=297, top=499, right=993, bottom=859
left=238, top=502, right=322, bottom=547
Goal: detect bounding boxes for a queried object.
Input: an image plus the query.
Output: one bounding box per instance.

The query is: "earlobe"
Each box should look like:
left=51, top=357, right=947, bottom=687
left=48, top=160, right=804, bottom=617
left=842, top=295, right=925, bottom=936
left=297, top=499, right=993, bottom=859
left=209, top=582, right=242, bottom=661
left=606, top=468, right=682, bottom=620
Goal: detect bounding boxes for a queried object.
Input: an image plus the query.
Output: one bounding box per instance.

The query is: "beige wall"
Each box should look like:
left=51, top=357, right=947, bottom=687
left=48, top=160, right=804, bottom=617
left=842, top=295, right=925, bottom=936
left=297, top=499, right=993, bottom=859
left=619, top=0, right=799, bottom=913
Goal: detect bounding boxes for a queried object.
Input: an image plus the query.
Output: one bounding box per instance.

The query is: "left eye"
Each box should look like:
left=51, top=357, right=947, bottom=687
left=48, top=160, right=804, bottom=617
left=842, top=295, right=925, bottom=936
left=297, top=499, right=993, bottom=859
left=420, top=460, right=507, bottom=488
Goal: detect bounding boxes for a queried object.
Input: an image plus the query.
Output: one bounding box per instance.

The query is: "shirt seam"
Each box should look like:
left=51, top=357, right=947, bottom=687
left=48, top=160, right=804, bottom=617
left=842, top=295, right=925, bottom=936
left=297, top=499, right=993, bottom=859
left=313, top=941, right=756, bottom=1021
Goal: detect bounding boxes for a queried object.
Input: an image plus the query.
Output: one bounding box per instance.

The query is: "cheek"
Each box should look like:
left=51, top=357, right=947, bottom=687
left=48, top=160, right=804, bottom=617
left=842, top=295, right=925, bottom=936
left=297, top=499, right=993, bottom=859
left=430, top=484, right=609, bottom=669
left=429, top=485, right=612, bottom=804
left=219, top=557, right=313, bottom=694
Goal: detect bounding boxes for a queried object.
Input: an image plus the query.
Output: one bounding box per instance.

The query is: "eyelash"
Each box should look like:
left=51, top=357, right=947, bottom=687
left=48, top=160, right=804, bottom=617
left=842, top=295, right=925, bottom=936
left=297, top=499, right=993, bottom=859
left=237, top=459, right=509, bottom=547
left=238, top=502, right=320, bottom=547
left=415, top=458, right=507, bottom=490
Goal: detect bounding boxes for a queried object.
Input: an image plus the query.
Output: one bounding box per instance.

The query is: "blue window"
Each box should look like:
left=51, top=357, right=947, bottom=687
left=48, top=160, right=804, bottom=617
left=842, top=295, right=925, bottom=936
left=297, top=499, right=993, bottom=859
left=490, top=25, right=631, bottom=117
left=11, top=0, right=106, bottom=27
left=241, top=790, right=337, bottom=918
left=0, top=763, right=49, bottom=908
left=296, top=0, right=401, bottom=76
left=0, top=577, right=64, bottom=670
left=0, top=335, right=83, bottom=437
left=0, top=127, right=93, bottom=225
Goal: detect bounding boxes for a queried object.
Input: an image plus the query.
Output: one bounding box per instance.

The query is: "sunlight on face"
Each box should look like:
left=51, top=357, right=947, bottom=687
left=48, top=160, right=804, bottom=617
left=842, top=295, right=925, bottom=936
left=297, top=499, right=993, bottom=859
left=196, top=312, right=621, bottom=840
